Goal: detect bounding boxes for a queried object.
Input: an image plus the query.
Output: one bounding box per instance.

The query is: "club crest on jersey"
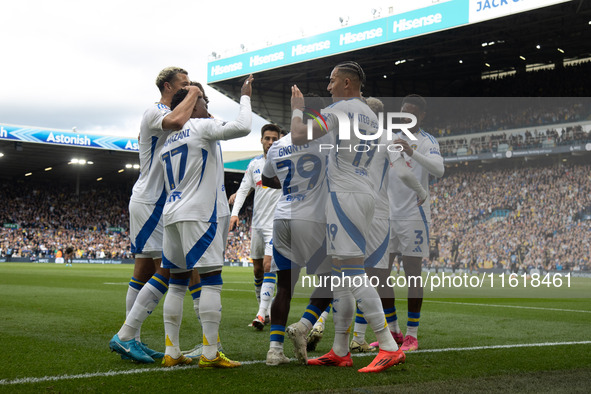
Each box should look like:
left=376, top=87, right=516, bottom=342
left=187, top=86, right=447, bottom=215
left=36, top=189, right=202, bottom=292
left=168, top=191, right=182, bottom=203
left=255, top=180, right=268, bottom=189
left=411, top=144, right=418, bottom=150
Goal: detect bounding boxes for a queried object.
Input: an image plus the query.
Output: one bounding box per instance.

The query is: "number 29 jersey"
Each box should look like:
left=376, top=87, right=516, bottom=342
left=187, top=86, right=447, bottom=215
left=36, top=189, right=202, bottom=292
left=263, top=133, right=331, bottom=223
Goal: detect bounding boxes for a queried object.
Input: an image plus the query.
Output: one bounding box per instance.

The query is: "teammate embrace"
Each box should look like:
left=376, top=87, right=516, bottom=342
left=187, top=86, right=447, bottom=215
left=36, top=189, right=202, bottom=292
left=112, top=61, right=443, bottom=374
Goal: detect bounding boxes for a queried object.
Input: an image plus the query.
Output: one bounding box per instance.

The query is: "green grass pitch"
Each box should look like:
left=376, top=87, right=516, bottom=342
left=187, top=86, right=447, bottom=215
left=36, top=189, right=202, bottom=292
left=1, top=263, right=590, bottom=393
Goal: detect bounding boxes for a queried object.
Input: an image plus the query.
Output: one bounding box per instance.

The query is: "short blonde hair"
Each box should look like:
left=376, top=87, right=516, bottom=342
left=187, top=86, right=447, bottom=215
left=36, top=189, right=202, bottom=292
left=366, top=97, right=384, bottom=116
left=155, top=67, right=188, bottom=92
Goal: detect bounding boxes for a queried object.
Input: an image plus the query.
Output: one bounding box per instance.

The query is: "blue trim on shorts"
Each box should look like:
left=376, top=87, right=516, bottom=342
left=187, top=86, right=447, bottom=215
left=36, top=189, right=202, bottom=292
left=273, top=246, right=294, bottom=271
left=330, top=192, right=366, bottom=254
left=131, top=188, right=166, bottom=254
left=306, top=237, right=328, bottom=274
left=364, top=226, right=390, bottom=268
left=161, top=253, right=175, bottom=269
left=185, top=222, right=218, bottom=270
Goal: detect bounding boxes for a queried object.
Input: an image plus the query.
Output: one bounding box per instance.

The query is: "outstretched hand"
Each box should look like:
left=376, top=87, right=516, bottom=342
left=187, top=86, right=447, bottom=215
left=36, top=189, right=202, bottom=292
left=291, top=84, right=305, bottom=111
left=241, top=74, right=254, bottom=97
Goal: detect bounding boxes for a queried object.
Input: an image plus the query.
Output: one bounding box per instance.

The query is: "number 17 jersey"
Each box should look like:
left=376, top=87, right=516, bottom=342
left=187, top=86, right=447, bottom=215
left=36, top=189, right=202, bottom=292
left=159, top=96, right=251, bottom=225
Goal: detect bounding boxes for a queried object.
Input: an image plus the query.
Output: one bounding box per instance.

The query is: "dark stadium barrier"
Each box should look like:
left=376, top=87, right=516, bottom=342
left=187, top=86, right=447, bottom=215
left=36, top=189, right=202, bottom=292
left=0, top=257, right=134, bottom=264
left=0, top=257, right=249, bottom=266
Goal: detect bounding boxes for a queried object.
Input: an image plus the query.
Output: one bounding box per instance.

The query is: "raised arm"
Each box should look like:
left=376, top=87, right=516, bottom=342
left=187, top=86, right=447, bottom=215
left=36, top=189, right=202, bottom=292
left=162, top=86, right=200, bottom=131
left=207, top=75, right=254, bottom=141
left=290, top=84, right=327, bottom=145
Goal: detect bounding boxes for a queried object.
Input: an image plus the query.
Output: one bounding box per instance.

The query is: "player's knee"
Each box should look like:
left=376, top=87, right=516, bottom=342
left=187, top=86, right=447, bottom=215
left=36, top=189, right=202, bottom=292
left=253, top=261, right=264, bottom=278
left=154, top=264, right=170, bottom=279
left=133, top=257, right=157, bottom=281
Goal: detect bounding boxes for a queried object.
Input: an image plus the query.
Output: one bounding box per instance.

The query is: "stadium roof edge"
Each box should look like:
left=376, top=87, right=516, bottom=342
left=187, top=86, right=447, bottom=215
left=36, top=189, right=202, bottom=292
left=206, top=1, right=590, bottom=130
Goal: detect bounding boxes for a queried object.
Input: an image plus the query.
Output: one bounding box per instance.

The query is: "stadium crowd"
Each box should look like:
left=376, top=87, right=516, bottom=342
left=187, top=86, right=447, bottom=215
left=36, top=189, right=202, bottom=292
left=0, top=183, right=131, bottom=260
left=0, top=181, right=254, bottom=262
left=427, top=100, right=589, bottom=138
left=429, top=161, right=591, bottom=273
left=439, top=124, right=591, bottom=157
left=2, top=63, right=591, bottom=270
left=2, top=161, right=589, bottom=272
left=420, top=61, right=591, bottom=137
left=478, top=61, right=591, bottom=97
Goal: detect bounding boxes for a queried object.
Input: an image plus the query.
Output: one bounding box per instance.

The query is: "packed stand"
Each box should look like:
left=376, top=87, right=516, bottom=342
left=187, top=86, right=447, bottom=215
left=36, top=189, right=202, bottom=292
left=0, top=181, right=255, bottom=263
left=429, top=162, right=591, bottom=273
left=0, top=182, right=132, bottom=260
left=439, top=124, right=591, bottom=157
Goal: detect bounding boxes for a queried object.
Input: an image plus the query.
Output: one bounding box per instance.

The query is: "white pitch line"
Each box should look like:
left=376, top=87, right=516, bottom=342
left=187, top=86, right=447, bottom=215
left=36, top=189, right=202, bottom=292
left=404, top=341, right=591, bottom=354
left=425, top=300, right=591, bottom=314
left=1, top=341, right=590, bottom=386
left=0, top=364, right=199, bottom=386
left=102, top=286, right=591, bottom=312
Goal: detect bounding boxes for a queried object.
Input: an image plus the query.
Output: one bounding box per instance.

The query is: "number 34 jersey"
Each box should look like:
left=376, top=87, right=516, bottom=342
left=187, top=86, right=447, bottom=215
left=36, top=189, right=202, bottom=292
left=263, top=133, right=331, bottom=223
left=159, top=96, right=252, bottom=226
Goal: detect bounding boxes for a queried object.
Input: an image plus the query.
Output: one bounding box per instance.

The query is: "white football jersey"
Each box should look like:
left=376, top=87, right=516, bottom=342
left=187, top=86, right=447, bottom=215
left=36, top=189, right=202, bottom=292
left=368, top=144, right=390, bottom=220
left=388, top=129, right=441, bottom=222
left=263, top=133, right=331, bottom=222
left=322, top=98, right=379, bottom=194
left=216, top=140, right=230, bottom=218
left=231, top=155, right=281, bottom=229
left=130, top=103, right=171, bottom=205
left=160, top=96, right=251, bottom=225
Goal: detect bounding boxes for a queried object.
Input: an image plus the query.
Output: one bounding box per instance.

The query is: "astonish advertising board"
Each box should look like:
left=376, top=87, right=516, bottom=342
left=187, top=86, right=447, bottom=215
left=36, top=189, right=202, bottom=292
left=0, top=124, right=139, bottom=152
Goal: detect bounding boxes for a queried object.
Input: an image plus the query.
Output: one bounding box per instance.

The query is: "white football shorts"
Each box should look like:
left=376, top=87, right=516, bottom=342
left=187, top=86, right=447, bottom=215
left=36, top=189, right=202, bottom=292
left=162, top=220, right=223, bottom=273
left=389, top=219, right=430, bottom=258
left=326, top=191, right=374, bottom=259
left=129, top=200, right=164, bottom=259
left=364, top=217, right=390, bottom=269
left=271, top=219, right=331, bottom=275
left=250, top=227, right=273, bottom=260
